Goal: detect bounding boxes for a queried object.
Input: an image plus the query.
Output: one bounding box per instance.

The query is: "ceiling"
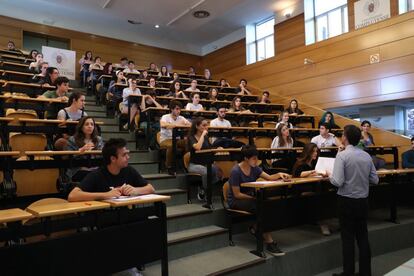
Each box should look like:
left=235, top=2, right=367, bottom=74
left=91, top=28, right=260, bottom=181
left=0, top=0, right=302, bottom=55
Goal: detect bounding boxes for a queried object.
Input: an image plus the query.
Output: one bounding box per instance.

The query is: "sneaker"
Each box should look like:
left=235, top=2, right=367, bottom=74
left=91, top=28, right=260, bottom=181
left=266, top=242, right=285, bottom=256
left=197, top=186, right=205, bottom=201
left=122, top=123, right=129, bottom=130
left=320, top=225, right=331, bottom=236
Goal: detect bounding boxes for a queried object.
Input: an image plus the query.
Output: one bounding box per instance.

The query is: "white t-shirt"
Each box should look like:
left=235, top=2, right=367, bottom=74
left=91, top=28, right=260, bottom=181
left=160, top=114, right=190, bottom=143
left=210, top=118, right=232, bottom=143
left=122, top=87, right=141, bottom=106
left=123, top=68, right=140, bottom=74
left=185, top=103, right=203, bottom=111
left=271, top=136, right=294, bottom=163
left=210, top=118, right=231, bottom=128
left=185, top=87, right=200, bottom=92
left=311, top=133, right=336, bottom=148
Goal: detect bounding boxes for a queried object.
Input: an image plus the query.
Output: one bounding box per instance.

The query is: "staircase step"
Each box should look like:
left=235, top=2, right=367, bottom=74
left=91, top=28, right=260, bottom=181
left=157, top=188, right=187, bottom=206
left=145, top=245, right=264, bottom=276
left=84, top=105, right=106, bottom=112
left=101, top=131, right=134, bottom=140
left=146, top=174, right=186, bottom=190
left=167, top=203, right=226, bottom=233
left=167, top=225, right=228, bottom=260
left=99, top=124, right=120, bottom=132
left=96, top=117, right=118, bottom=124
left=130, top=161, right=159, bottom=174
left=129, top=150, right=159, bottom=162
left=87, top=110, right=108, bottom=117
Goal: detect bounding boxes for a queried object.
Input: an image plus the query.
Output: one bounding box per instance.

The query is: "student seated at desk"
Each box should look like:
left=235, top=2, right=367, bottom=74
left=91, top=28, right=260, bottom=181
left=117, top=57, right=128, bottom=69
left=158, top=65, right=170, bottom=78
left=185, top=92, right=204, bottom=111
left=123, top=60, right=139, bottom=74
left=220, top=78, right=230, bottom=90
left=185, top=79, right=201, bottom=93
left=318, top=111, right=340, bottom=129
left=204, top=68, right=212, bottom=80
left=275, top=111, right=293, bottom=129
left=285, top=99, right=304, bottom=115
left=188, top=66, right=196, bottom=76
left=359, top=120, right=386, bottom=169
left=402, top=137, right=414, bottom=168
left=28, top=49, right=38, bottom=60
left=160, top=101, right=191, bottom=173
left=39, top=76, right=70, bottom=118
left=187, top=117, right=222, bottom=201
left=228, top=145, right=290, bottom=255
left=167, top=80, right=188, bottom=99
left=57, top=91, right=87, bottom=121
left=257, top=91, right=271, bottom=104
left=236, top=79, right=252, bottom=95
left=208, top=88, right=219, bottom=102
left=107, top=70, right=126, bottom=107
left=141, top=69, right=149, bottom=80
left=66, top=116, right=104, bottom=182
left=292, top=143, right=330, bottom=235
left=38, top=67, right=59, bottom=86
left=148, top=76, right=159, bottom=89
left=120, top=78, right=141, bottom=130
left=148, top=62, right=159, bottom=72
left=32, top=62, right=48, bottom=82
left=271, top=124, right=295, bottom=169
left=88, top=56, right=104, bottom=83
left=311, top=123, right=340, bottom=149
left=6, top=40, right=19, bottom=52
left=170, top=72, right=180, bottom=83
left=228, top=96, right=250, bottom=113
left=68, top=138, right=154, bottom=201
left=29, top=53, right=43, bottom=73
left=210, top=106, right=246, bottom=148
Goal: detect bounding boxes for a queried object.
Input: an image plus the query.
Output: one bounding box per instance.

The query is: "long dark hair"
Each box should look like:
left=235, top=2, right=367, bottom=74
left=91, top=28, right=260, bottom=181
left=103, top=62, right=112, bottom=74
left=170, top=80, right=181, bottom=93
left=286, top=99, right=300, bottom=114
left=231, top=96, right=242, bottom=110
left=292, top=143, right=318, bottom=173
left=68, top=91, right=85, bottom=106
left=84, top=51, right=93, bottom=61
left=319, top=111, right=336, bottom=127
left=208, top=88, right=218, bottom=100
left=74, top=116, right=99, bottom=148
left=189, top=117, right=205, bottom=137
left=276, top=123, right=292, bottom=147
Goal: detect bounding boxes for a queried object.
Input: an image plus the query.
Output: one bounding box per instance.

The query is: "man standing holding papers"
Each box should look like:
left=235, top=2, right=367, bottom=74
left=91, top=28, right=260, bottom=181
left=329, top=125, right=378, bottom=276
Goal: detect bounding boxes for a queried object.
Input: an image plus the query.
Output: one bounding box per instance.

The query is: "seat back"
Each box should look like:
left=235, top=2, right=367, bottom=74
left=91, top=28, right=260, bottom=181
left=9, top=133, right=47, bottom=155
left=248, top=121, right=258, bottom=128
left=234, top=136, right=249, bottom=145
left=15, top=167, right=59, bottom=196
left=183, top=152, right=190, bottom=170
left=215, top=159, right=237, bottom=179
left=6, top=111, right=38, bottom=126
left=254, top=137, right=272, bottom=148
left=263, top=121, right=277, bottom=128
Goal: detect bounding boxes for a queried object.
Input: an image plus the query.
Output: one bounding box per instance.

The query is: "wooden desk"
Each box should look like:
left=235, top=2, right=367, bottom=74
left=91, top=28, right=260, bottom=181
left=365, top=145, right=399, bottom=169
left=0, top=61, right=30, bottom=72
left=3, top=70, right=35, bottom=82
left=0, top=208, right=32, bottom=224
left=27, top=201, right=110, bottom=217
left=25, top=150, right=102, bottom=156
left=0, top=196, right=170, bottom=275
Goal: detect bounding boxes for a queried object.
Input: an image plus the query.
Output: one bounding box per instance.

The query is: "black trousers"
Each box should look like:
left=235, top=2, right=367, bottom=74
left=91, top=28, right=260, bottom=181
left=337, top=195, right=371, bottom=276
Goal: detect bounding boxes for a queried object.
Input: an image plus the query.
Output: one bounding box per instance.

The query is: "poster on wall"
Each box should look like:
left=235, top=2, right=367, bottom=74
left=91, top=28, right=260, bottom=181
left=354, top=0, right=390, bottom=29
left=42, top=46, right=76, bottom=80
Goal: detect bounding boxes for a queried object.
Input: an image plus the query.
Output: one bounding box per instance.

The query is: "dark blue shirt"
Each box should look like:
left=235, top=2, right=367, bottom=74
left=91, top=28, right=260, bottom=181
left=228, top=164, right=262, bottom=207
left=402, top=149, right=414, bottom=168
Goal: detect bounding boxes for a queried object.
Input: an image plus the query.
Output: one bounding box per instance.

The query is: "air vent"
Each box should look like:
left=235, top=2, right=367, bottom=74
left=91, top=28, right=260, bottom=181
left=128, top=20, right=142, bottom=25
left=193, top=10, right=210, bottom=18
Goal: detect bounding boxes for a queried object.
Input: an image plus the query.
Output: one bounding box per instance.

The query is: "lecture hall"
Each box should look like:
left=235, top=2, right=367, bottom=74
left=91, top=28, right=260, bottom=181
left=0, top=0, right=414, bottom=275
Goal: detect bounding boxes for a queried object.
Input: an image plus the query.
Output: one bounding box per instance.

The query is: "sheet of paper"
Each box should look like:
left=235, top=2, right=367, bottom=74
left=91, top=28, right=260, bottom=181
left=315, top=157, right=335, bottom=175
left=108, top=194, right=165, bottom=201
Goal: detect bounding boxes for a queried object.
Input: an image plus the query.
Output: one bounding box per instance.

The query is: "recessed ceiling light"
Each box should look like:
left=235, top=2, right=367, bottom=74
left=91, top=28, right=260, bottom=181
left=155, top=24, right=160, bottom=29
left=193, top=10, right=210, bottom=19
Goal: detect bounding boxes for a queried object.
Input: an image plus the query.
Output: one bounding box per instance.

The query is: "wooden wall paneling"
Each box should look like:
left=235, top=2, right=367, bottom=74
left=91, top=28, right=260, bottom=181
left=275, top=14, right=305, bottom=54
